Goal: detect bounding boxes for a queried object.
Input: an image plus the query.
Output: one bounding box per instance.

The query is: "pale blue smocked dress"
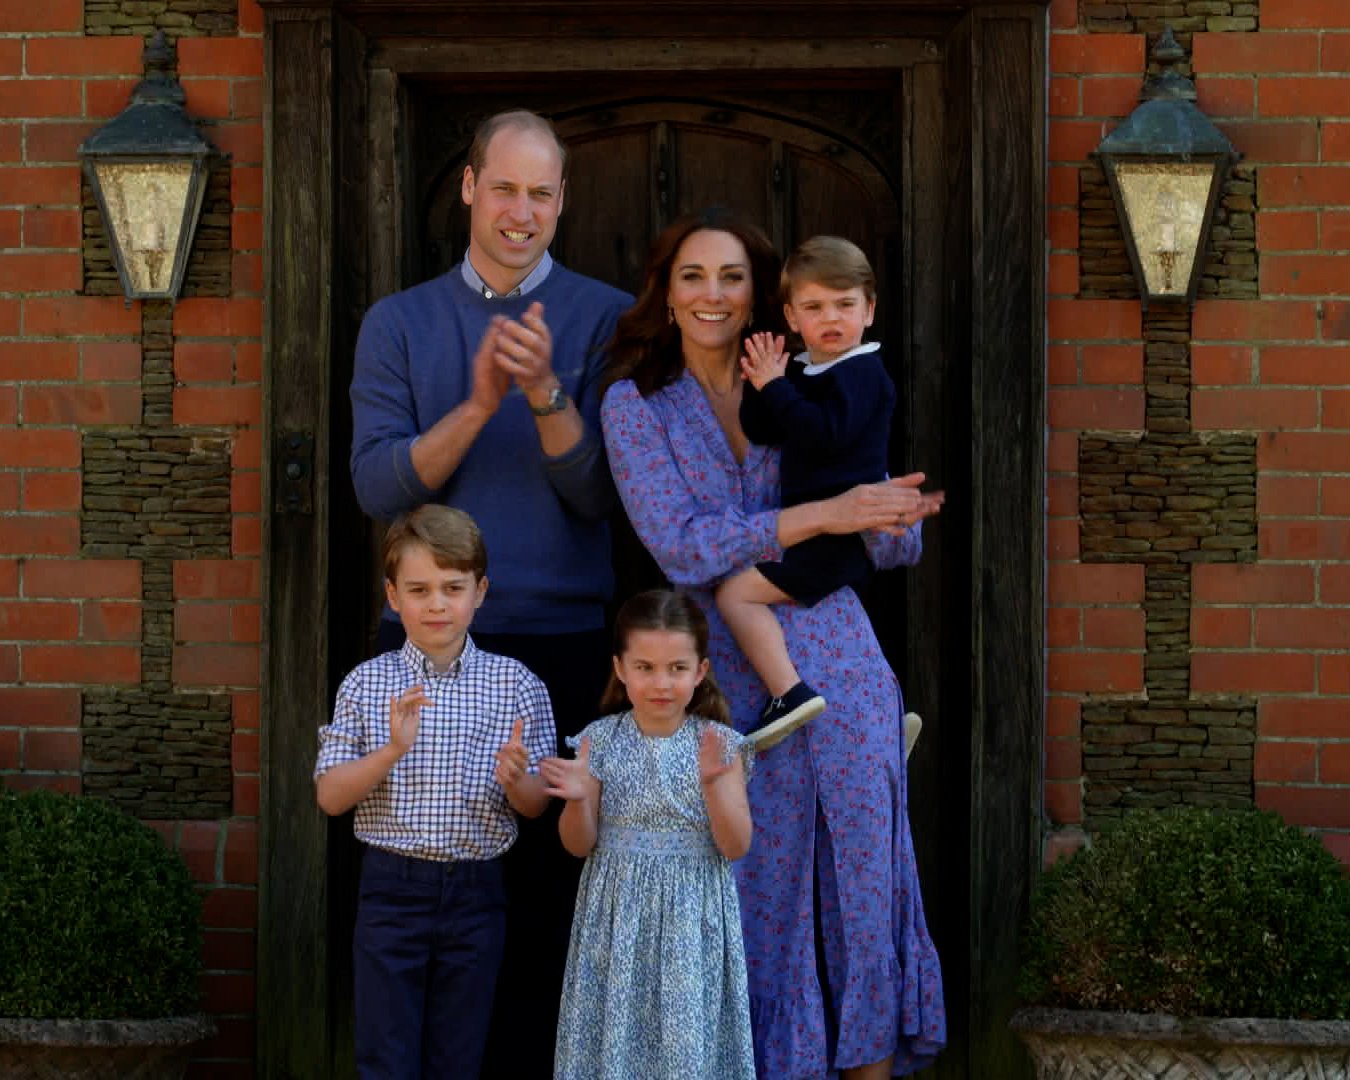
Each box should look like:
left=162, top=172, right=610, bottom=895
left=553, top=711, right=756, bottom=1080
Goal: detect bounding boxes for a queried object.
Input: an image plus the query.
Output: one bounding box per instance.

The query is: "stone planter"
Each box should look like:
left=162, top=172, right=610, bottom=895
left=0, top=1015, right=215, bottom=1079
left=1012, top=1007, right=1350, bottom=1079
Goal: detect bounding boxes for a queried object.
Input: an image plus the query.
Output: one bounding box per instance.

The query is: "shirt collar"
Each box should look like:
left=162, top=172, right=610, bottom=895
left=399, top=634, right=479, bottom=681
left=461, top=251, right=554, bottom=300
left=793, top=340, right=881, bottom=377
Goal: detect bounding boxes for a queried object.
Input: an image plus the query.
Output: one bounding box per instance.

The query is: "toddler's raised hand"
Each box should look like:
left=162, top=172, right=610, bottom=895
left=698, top=726, right=734, bottom=787
left=494, top=717, right=530, bottom=789
left=540, top=738, right=592, bottom=801
left=740, top=331, right=788, bottom=391
left=388, top=686, right=427, bottom=754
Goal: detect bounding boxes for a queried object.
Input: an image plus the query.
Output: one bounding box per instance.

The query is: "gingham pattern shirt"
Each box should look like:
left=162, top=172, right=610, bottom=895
left=314, top=636, right=556, bottom=861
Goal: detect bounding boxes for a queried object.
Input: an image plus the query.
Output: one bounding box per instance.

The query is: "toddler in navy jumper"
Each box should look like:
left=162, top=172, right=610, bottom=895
left=717, top=236, right=900, bottom=750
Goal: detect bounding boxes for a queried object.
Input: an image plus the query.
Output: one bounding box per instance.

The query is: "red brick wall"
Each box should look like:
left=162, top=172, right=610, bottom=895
left=1048, top=0, right=1350, bottom=867
left=0, top=5, right=263, bottom=1075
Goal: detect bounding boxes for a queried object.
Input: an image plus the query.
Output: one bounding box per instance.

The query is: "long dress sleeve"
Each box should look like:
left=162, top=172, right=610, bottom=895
left=601, top=378, right=783, bottom=587
left=865, top=520, right=924, bottom=569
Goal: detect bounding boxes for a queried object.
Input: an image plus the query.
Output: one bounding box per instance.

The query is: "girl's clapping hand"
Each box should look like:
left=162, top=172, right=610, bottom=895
left=698, top=726, right=735, bottom=787
left=540, top=738, right=594, bottom=802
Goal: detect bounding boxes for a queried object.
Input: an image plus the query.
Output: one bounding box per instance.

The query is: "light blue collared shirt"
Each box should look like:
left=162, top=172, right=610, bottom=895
left=461, top=251, right=554, bottom=299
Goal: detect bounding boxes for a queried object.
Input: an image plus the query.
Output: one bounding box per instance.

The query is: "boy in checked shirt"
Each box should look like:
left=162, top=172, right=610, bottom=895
left=315, top=504, right=555, bottom=1079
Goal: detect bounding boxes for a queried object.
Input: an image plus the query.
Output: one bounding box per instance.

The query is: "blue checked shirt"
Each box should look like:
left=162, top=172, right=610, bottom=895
left=314, top=636, right=556, bottom=861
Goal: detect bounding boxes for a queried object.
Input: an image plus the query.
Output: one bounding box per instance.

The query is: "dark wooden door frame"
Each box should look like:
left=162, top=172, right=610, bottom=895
left=257, top=4, right=1045, bottom=1076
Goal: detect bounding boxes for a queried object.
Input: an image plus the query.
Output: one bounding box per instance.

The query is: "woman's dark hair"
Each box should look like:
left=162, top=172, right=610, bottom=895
left=605, top=207, right=784, bottom=397
left=599, top=589, right=732, bottom=726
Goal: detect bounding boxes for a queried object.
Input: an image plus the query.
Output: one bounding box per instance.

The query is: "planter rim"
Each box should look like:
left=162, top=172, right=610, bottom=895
left=1011, top=1006, right=1350, bottom=1048
left=0, top=1015, right=215, bottom=1048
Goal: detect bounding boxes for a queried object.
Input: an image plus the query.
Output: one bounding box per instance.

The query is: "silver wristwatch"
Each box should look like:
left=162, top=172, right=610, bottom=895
left=528, top=384, right=570, bottom=416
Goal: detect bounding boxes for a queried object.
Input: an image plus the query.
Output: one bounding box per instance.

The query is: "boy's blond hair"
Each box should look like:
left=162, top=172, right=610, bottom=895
left=781, top=235, right=876, bottom=303
left=382, top=505, right=487, bottom=583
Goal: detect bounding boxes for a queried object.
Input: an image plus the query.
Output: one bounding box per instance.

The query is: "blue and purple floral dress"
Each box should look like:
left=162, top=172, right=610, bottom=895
left=602, top=373, right=947, bottom=1078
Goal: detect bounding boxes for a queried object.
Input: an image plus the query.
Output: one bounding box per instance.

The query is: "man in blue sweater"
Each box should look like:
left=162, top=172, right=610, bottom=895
left=349, top=109, right=632, bottom=1078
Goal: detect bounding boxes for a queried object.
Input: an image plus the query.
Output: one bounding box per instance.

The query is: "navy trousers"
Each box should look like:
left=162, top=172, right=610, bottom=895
left=372, top=620, right=610, bottom=1079
left=353, top=845, right=506, bottom=1080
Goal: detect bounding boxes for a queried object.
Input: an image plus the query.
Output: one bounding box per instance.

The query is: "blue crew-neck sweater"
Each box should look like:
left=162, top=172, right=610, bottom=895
left=350, top=264, right=633, bottom=634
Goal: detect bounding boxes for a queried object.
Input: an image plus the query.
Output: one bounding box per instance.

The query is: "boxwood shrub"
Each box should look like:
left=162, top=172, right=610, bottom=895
left=1020, top=807, right=1350, bottom=1019
left=0, top=788, right=203, bottom=1019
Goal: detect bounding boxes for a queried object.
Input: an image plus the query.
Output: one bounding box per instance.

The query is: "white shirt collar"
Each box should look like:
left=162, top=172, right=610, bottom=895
left=400, top=634, right=478, bottom=680
left=793, top=340, right=881, bottom=376
left=461, top=251, right=554, bottom=299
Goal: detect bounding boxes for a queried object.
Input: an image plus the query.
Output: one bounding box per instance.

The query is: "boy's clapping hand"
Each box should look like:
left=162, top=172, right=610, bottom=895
left=494, top=718, right=530, bottom=789
left=388, top=686, right=427, bottom=754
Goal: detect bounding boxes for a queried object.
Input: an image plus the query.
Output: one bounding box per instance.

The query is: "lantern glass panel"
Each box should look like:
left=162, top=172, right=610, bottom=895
left=93, top=160, right=195, bottom=297
left=1113, top=160, right=1217, bottom=299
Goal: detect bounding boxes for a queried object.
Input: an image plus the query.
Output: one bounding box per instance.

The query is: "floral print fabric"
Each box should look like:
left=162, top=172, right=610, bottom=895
left=553, top=713, right=755, bottom=1080
left=602, top=373, right=947, bottom=1078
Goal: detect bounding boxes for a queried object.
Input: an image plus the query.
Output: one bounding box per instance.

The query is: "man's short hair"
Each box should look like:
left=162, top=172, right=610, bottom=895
left=782, top=235, right=876, bottom=303
left=382, top=505, right=488, bottom=583
left=467, top=109, right=569, bottom=182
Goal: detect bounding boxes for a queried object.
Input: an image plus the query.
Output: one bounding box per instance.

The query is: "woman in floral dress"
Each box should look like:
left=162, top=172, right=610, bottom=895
left=600, top=208, right=947, bottom=1079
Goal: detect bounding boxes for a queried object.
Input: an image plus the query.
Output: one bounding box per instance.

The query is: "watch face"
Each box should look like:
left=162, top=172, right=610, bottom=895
left=532, top=386, right=567, bottom=415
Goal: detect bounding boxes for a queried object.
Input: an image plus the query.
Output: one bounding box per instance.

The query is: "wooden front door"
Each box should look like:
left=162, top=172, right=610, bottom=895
left=262, top=8, right=1047, bottom=1078
left=420, top=98, right=902, bottom=301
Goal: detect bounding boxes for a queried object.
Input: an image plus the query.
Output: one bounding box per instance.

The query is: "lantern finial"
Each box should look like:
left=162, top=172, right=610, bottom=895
left=1142, top=26, right=1197, bottom=105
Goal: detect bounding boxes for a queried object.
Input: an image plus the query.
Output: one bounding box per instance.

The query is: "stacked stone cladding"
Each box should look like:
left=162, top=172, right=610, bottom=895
left=1080, top=1, right=1259, bottom=35
left=81, top=301, right=234, bottom=818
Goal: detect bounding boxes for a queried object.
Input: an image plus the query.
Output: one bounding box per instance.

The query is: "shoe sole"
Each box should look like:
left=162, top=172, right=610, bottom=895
left=903, top=712, right=922, bottom=761
left=746, top=697, right=826, bottom=751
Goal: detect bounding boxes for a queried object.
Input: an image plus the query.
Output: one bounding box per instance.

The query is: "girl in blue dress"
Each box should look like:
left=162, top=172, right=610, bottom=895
left=541, top=589, right=756, bottom=1080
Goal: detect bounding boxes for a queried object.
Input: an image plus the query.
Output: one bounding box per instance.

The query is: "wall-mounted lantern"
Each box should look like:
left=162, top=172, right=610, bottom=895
left=1092, top=27, right=1240, bottom=309
left=78, top=31, right=220, bottom=303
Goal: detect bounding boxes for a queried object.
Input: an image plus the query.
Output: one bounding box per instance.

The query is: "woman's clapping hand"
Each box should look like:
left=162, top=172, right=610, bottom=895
left=824, top=472, right=945, bottom=535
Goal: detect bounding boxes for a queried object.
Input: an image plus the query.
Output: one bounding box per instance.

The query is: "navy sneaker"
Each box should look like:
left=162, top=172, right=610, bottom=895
left=746, top=682, right=826, bottom=751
